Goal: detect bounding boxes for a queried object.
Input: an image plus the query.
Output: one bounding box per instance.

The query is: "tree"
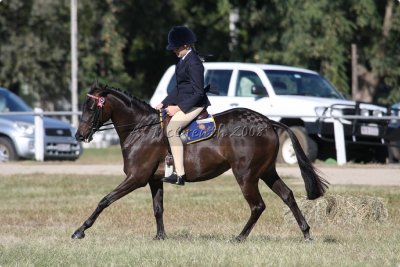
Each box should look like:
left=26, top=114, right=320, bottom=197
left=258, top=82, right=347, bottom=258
left=0, top=0, right=71, bottom=109
left=232, top=0, right=400, bottom=104
left=77, top=0, right=133, bottom=101
left=115, top=0, right=231, bottom=99
left=0, top=0, right=398, bottom=111
left=351, top=0, right=400, bottom=104
left=233, top=0, right=353, bottom=95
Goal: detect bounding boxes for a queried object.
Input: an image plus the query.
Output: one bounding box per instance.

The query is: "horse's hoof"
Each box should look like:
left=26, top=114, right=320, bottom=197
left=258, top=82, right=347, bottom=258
left=71, top=230, right=85, bottom=239
left=153, top=234, right=166, bottom=240
left=233, top=236, right=246, bottom=243
left=304, top=237, right=314, bottom=242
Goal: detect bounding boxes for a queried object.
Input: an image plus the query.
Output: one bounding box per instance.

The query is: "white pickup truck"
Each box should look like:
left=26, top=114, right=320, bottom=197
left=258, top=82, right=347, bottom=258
left=150, top=62, right=400, bottom=164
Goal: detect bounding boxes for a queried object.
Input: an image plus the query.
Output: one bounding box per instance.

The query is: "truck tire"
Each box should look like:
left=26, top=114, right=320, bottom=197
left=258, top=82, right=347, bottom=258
left=0, top=137, right=18, bottom=162
left=277, top=126, right=318, bottom=164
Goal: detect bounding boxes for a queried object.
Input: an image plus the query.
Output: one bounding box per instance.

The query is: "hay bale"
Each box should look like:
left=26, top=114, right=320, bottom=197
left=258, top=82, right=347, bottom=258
left=283, top=195, right=388, bottom=225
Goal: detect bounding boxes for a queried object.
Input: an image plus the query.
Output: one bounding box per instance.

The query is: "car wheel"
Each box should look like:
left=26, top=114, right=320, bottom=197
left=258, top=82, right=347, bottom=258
left=0, top=137, right=18, bottom=162
left=277, top=126, right=318, bottom=164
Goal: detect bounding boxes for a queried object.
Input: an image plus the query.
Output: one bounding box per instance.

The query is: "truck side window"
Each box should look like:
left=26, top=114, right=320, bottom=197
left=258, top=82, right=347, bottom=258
left=204, top=69, right=232, bottom=96
left=235, top=71, right=264, bottom=97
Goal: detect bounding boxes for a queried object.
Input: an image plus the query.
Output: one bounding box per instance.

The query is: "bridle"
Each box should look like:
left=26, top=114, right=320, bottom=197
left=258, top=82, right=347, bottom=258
left=81, top=93, right=107, bottom=141
left=81, top=93, right=161, bottom=142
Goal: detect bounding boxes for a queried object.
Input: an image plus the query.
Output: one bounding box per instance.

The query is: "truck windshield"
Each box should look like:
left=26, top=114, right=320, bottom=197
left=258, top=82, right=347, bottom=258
left=264, top=70, right=343, bottom=99
left=0, top=90, right=33, bottom=112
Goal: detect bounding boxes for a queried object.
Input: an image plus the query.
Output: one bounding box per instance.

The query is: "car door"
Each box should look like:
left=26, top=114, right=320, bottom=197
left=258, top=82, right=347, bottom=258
left=228, top=70, right=274, bottom=116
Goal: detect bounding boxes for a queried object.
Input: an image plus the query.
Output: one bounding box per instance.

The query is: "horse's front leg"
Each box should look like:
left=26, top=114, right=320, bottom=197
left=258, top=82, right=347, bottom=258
left=149, top=179, right=166, bottom=240
left=71, top=175, right=147, bottom=239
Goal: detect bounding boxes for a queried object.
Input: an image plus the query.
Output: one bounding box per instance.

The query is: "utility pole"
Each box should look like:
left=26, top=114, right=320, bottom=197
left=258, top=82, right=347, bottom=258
left=229, top=7, right=239, bottom=53
left=71, top=0, right=79, bottom=128
left=351, top=44, right=358, bottom=101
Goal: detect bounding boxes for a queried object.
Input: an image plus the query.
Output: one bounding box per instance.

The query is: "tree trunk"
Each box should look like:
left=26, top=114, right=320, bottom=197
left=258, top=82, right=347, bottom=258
left=354, top=1, right=393, bottom=102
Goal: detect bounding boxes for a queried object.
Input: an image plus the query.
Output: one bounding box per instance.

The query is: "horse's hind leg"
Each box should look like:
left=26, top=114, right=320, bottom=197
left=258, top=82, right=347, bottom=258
left=261, top=169, right=311, bottom=241
left=71, top=176, right=146, bottom=239
left=235, top=175, right=266, bottom=242
left=149, top=180, right=166, bottom=240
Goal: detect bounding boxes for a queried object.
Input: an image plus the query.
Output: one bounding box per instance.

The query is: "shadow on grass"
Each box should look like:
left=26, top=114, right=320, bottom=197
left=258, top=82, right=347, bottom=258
left=164, top=230, right=230, bottom=242
left=159, top=230, right=337, bottom=244
left=322, top=235, right=341, bottom=244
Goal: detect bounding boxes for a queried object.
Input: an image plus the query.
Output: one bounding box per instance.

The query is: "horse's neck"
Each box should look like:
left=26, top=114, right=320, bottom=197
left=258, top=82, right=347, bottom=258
left=110, top=98, right=159, bottom=143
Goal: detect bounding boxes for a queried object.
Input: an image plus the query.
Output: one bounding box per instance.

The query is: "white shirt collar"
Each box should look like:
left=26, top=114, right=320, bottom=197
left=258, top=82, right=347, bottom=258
left=182, top=49, right=192, bottom=60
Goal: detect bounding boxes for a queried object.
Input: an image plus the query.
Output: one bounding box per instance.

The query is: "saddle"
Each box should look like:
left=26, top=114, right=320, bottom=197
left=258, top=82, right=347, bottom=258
left=160, top=108, right=216, bottom=145
left=160, top=108, right=217, bottom=177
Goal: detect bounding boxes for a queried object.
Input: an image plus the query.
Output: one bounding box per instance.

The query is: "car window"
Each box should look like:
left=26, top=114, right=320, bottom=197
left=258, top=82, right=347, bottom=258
left=204, top=69, right=232, bottom=96
left=0, top=90, right=32, bottom=112
left=167, top=69, right=233, bottom=96
left=235, top=71, right=263, bottom=97
left=0, top=95, right=6, bottom=112
left=264, top=70, right=343, bottom=99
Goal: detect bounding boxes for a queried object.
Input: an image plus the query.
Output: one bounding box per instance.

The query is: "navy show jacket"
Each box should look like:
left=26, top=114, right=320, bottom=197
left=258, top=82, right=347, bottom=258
left=161, top=51, right=210, bottom=113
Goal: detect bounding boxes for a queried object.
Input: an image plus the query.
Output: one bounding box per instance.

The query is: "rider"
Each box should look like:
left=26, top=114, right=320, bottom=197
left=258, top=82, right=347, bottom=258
left=156, top=25, right=210, bottom=186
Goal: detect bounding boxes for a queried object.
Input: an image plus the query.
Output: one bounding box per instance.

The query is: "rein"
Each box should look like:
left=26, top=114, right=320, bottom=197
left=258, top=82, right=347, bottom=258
left=97, top=121, right=161, bottom=132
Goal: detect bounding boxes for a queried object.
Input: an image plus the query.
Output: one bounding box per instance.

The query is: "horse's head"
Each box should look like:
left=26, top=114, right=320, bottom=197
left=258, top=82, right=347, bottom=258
left=75, top=82, right=112, bottom=142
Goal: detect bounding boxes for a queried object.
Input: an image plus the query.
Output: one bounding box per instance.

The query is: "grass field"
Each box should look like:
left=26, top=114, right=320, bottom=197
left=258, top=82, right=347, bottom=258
left=76, top=146, right=123, bottom=165
left=1, top=148, right=400, bottom=266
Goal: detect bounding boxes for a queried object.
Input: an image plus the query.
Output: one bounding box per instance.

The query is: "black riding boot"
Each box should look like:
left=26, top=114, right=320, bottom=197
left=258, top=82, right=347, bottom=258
left=161, top=173, right=185, bottom=186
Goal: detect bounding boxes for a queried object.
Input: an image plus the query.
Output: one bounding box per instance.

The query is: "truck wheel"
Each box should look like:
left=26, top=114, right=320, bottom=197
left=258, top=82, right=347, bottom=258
left=277, top=126, right=318, bottom=164
left=0, top=137, right=18, bottom=162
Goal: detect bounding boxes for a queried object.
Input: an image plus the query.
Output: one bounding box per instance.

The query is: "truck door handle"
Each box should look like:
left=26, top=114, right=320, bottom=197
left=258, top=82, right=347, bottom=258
left=230, top=103, right=239, bottom=107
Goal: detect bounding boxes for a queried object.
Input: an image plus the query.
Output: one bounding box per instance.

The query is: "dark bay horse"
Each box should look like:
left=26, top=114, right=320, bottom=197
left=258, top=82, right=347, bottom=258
left=72, top=83, right=328, bottom=241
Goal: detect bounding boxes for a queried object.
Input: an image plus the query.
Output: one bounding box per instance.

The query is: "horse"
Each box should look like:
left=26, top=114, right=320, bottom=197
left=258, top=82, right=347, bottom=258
left=72, top=82, right=329, bottom=241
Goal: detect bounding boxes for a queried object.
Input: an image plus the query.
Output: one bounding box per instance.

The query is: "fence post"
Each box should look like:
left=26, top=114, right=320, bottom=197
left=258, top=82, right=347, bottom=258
left=333, top=119, right=347, bottom=165
left=34, top=108, right=44, bottom=161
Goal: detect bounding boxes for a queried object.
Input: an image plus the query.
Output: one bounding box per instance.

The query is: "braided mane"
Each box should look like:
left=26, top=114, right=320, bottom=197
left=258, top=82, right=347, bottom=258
left=91, top=84, right=156, bottom=114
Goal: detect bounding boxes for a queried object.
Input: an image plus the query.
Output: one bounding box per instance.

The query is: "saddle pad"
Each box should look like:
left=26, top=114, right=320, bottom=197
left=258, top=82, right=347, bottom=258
left=180, top=114, right=216, bottom=144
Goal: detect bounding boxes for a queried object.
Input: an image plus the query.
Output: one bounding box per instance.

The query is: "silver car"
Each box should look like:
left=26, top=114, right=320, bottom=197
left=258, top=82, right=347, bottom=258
left=0, top=87, right=81, bottom=162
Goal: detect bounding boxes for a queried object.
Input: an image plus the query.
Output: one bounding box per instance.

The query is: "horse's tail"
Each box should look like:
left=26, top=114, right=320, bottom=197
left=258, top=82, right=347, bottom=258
left=271, top=120, right=329, bottom=200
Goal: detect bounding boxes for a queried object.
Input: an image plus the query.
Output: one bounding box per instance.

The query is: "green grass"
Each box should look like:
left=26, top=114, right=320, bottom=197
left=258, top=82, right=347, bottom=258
left=76, top=146, right=123, bottom=164
left=0, top=171, right=400, bottom=266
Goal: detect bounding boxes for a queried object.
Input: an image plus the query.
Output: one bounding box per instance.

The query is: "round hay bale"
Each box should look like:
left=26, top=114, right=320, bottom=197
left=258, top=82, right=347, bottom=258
left=283, top=195, right=388, bottom=225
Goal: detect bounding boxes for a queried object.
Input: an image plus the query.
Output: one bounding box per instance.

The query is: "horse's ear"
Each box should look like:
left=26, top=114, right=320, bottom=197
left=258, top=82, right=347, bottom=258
left=91, top=79, right=99, bottom=89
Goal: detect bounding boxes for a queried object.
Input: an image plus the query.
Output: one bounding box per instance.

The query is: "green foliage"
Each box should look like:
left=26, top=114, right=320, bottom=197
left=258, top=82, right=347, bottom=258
left=77, top=1, right=134, bottom=101
left=235, top=0, right=353, bottom=94
left=0, top=0, right=71, bottom=108
left=233, top=0, right=400, bottom=103
left=0, top=0, right=399, bottom=109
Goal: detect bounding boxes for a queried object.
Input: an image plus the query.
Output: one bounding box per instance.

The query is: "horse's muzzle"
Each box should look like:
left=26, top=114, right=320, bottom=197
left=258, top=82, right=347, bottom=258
left=75, top=132, right=92, bottom=143
left=75, top=132, right=84, bottom=142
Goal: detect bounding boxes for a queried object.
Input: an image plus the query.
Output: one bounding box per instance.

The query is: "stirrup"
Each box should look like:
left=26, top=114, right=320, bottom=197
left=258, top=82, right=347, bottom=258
left=176, top=174, right=185, bottom=186
left=161, top=173, right=185, bottom=186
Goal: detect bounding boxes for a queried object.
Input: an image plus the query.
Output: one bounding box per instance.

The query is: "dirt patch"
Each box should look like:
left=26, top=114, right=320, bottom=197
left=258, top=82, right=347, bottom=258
left=1, top=162, right=400, bottom=186
left=276, top=164, right=400, bottom=186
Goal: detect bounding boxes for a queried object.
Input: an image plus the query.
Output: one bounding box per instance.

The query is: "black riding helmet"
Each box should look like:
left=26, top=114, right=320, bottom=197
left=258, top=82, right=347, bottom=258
left=166, top=26, right=197, bottom=50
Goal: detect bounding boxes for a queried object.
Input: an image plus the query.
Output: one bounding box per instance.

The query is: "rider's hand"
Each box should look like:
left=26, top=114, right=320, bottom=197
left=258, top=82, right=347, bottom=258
left=155, top=103, right=163, bottom=110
